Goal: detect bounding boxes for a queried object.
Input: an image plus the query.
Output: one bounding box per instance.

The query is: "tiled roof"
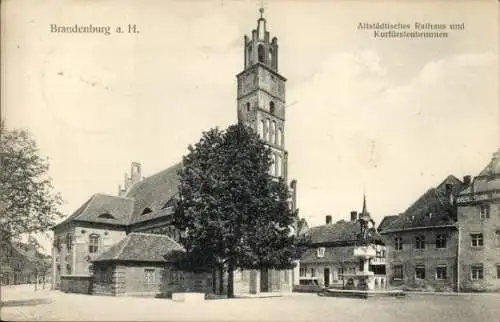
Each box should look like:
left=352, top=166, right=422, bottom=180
left=126, top=162, right=182, bottom=224
left=93, top=232, right=184, bottom=263
left=54, top=194, right=135, bottom=229
left=477, top=149, right=500, bottom=177
left=379, top=175, right=467, bottom=233
left=377, top=215, right=398, bottom=232
left=300, top=245, right=357, bottom=264
left=306, top=220, right=361, bottom=244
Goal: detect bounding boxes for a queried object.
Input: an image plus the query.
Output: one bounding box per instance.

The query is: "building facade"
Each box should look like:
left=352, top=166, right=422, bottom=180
left=380, top=149, right=500, bottom=292
left=51, top=8, right=298, bottom=297
left=299, top=198, right=387, bottom=291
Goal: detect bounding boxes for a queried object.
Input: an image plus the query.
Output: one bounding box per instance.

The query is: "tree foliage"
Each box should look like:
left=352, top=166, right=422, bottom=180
left=172, top=123, right=298, bottom=297
left=0, top=124, right=63, bottom=244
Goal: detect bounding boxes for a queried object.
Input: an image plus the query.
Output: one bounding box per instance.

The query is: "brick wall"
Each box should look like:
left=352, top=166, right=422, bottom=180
left=60, top=275, right=93, bottom=294
left=383, top=227, right=458, bottom=292
left=458, top=202, right=500, bottom=292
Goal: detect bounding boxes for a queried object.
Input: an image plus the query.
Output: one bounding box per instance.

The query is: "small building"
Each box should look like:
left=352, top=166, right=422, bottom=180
left=299, top=197, right=386, bottom=291
left=0, top=242, right=51, bottom=286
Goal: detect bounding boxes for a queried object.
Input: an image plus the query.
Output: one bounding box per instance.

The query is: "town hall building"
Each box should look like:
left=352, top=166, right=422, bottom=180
left=51, top=8, right=300, bottom=297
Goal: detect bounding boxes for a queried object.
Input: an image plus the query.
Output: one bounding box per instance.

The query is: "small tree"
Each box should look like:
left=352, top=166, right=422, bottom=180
left=0, top=123, right=63, bottom=245
left=173, top=123, right=298, bottom=297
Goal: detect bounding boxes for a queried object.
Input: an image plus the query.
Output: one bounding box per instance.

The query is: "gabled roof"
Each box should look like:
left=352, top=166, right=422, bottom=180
left=377, top=215, right=398, bottom=232
left=54, top=194, right=134, bottom=229
left=379, top=175, right=468, bottom=233
left=93, top=232, right=184, bottom=263
left=306, top=220, right=361, bottom=244
left=126, top=162, right=182, bottom=224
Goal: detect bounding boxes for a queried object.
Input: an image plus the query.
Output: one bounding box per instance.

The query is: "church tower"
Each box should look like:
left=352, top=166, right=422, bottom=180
left=236, top=8, right=288, bottom=181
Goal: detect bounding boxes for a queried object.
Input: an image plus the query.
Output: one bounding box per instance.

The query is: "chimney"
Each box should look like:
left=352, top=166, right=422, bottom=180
left=463, top=175, right=471, bottom=185
left=350, top=211, right=357, bottom=222
left=325, top=215, right=332, bottom=225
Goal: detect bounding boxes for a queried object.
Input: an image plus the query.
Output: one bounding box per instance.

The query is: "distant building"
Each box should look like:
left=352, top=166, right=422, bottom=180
left=0, top=242, right=51, bottom=285
left=380, top=149, right=500, bottom=292
left=299, top=197, right=386, bottom=291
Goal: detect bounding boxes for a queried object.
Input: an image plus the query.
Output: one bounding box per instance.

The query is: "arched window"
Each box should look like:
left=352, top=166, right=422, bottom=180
left=276, top=155, right=282, bottom=177
left=269, top=101, right=275, bottom=114
left=277, top=128, right=283, bottom=147
left=266, top=119, right=271, bottom=142
left=246, top=102, right=250, bottom=112
left=258, top=44, right=265, bottom=63
left=268, top=47, right=273, bottom=65
left=248, top=45, right=252, bottom=64
left=259, top=120, right=264, bottom=138
left=270, top=154, right=276, bottom=176
left=271, top=121, right=276, bottom=144
left=98, top=213, right=115, bottom=219
left=142, top=207, right=152, bottom=215
left=89, top=234, right=100, bottom=254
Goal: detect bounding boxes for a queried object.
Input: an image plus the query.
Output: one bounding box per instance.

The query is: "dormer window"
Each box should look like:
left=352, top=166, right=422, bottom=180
left=98, top=213, right=115, bottom=219
left=142, top=207, right=153, bottom=215
left=317, top=247, right=325, bottom=258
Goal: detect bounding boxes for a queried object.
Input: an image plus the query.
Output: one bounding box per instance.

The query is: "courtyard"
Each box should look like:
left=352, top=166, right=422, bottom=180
left=1, top=285, right=500, bottom=321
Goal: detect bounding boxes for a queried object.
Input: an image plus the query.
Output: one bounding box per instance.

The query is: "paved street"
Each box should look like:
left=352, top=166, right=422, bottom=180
left=2, top=285, right=500, bottom=322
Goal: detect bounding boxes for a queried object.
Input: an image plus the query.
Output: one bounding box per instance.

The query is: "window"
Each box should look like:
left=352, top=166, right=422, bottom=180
left=471, top=264, right=484, bottom=280
left=258, top=44, right=265, bottom=63
left=436, top=265, right=447, bottom=280
left=271, top=120, right=276, bottom=144
left=317, top=247, right=325, bottom=258
left=276, top=155, right=282, bottom=177
left=436, top=234, right=447, bottom=248
left=89, top=234, right=100, bottom=254
left=415, top=265, right=425, bottom=280
left=268, top=47, right=273, bottom=65
left=471, top=233, right=483, bottom=247
left=266, top=119, right=271, bottom=142
left=246, top=102, right=250, bottom=112
left=497, top=265, right=500, bottom=279
left=277, top=128, right=282, bottom=147
left=479, top=204, right=490, bottom=219
left=259, top=120, right=264, bottom=138
left=144, top=269, right=155, bottom=284
left=310, top=268, right=316, bottom=277
left=415, top=235, right=425, bottom=250
left=142, top=208, right=152, bottom=215
left=299, top=267, right=306, bottom=277
left=394, top=237, right=403, bottom=250
left=269, top=101, right=275, bottom=114
left=66, top=234, right=73, bottom=252
left=393, top=265, right=403, bottom=280
left=66, top=264, right=72, bottom=275
left=270, top=154, right=276, bottom=176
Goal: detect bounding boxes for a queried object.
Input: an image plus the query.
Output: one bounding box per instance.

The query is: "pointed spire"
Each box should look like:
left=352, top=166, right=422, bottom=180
left=361, top=193, right=369, bottom=217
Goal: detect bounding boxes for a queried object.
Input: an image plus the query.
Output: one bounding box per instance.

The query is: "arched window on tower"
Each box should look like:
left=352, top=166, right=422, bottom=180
left=246, top=102, right=251, bottom=112
left=268, top=47, right=273, bottom=66
left=258, top=44, right=265, bottom=63
left=277, top=128, right=283, bottom=147
left=266, top=119, right=271, bottom=142
left=271, top=121, right=276, bottom=144
left=259, top=120, right=264, bottom=139
left=276, top=155, right=282, bottom=177
left=248, top=45, right=252, bottom=65
left=269, top=101, right=275, bottom=114
left=270, top=154, right=276, bottom=176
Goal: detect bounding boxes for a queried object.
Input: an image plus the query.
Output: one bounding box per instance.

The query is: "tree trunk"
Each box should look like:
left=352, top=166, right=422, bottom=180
left=227, top=260, right=234, bottom=298
left=218, top=263, right=224, bottom=295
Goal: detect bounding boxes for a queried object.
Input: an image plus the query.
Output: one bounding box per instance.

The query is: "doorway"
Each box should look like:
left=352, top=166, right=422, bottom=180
left=323, top=268, right=330, bottom=287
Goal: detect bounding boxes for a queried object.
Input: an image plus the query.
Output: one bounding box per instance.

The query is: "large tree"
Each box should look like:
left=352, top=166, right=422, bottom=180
left=173, top=123, right=298, bottom=297
left=0, top=123, right=63, bottom=245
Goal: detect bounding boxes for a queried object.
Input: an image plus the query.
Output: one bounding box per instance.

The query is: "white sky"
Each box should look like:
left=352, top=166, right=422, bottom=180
left=3, top=0, right=499, bottom=253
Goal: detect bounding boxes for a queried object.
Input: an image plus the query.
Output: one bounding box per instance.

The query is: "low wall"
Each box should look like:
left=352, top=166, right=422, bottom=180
left=60, top=275, right=93, bottom=294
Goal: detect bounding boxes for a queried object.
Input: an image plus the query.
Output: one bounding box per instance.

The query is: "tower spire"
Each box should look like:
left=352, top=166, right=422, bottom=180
left=361, top=192, right=368, bottom=217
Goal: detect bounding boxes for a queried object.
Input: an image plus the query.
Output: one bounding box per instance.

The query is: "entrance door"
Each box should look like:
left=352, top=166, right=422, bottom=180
left=324, top=268, right=330, bottom=287
left=260, top=268, right=269, bottom=292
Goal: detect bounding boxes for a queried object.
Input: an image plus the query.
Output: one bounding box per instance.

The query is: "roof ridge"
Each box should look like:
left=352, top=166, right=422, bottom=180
left=94, top=192, right=135, bottom=201
left=113, top=235, right=132, bottom=260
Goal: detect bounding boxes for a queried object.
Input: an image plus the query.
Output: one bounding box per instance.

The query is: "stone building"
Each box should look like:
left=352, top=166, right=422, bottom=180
left=380, top=149, right=500, bottom=292
left=1, top=242, right=51, bottom=286
left=456, top=149, right=500, bottom=292
left=299, top=197, right=387, bottom=291
left=51, top=8, right=299, bottom=297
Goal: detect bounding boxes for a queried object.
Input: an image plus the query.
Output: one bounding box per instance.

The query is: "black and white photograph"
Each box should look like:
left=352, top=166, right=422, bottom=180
left=1, top=0, right=499, bottom=321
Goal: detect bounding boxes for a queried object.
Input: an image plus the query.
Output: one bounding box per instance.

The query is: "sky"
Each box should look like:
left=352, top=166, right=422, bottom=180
left=3, top=0, right=499, bottom=253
